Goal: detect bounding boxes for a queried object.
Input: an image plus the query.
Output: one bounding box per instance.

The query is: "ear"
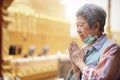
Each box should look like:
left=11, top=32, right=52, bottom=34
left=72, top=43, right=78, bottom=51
left=93, top=22, right=100, bottom=33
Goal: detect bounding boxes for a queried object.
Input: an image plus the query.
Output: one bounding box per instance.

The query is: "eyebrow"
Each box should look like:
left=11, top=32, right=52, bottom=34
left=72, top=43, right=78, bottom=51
left=76, top=22, right=85, bottom=25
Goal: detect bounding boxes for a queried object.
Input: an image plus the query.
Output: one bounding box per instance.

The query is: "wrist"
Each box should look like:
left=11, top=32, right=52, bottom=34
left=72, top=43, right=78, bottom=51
left=77, top=62, right=86, bottom=73
left=72, top=65, right=79, bottom=73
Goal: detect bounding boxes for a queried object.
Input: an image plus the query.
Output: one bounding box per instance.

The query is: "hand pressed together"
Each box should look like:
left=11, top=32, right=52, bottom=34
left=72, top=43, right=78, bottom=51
left=68, top=41, right=86, bottom=72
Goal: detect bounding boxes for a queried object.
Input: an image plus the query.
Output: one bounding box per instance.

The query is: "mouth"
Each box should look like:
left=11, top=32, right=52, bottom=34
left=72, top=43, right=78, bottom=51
left=79, top=34, right=84, bottom=37
left=79, top=35, right=84, bottom=38
left=78, top=34, right=85, bottom=40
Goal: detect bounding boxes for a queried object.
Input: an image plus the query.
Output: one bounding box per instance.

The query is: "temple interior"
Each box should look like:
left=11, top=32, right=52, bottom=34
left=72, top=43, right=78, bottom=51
left=0, top=0, right=120, bottom=80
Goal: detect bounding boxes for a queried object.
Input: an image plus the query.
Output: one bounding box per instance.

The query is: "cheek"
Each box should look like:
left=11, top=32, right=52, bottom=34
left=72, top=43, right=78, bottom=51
left=81, top=28, right=91, bottom=40
left=82, top=28, right=90, bottom=36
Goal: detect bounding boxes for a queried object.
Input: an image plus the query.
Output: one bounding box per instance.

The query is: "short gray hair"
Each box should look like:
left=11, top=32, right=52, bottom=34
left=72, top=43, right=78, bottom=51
left=76, top=4, right=106, bottom=32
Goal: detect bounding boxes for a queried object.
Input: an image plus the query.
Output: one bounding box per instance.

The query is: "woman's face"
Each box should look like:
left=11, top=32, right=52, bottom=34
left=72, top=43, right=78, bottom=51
left=76, top=16, right=95, bottom=41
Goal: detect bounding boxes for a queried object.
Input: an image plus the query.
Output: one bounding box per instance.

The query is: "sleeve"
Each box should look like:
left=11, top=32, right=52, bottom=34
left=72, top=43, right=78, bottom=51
left=81, top=43, right=120, bottom=80
left=66, top=68, right=81, bottom=80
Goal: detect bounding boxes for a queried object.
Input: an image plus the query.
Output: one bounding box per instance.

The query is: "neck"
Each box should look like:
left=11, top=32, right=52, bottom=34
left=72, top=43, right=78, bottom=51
left=97, top=31, right=103, bottom=38
left=88, top=32, right=103, bottom=46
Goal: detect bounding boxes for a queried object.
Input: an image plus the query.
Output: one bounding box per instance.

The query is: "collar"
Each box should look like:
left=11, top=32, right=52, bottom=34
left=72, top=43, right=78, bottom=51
left=92, top=34, right=108, bottom=51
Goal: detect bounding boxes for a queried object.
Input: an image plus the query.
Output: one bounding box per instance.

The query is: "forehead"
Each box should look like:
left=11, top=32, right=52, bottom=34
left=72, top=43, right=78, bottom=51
left=76, top=16, right=87, bottom=23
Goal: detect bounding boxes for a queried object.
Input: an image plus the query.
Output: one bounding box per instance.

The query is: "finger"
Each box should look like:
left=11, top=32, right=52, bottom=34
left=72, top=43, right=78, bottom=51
left=68, top=47, right=74, bottom=59
left=73, top=41, right=80, bottom=50
left=80, top=48, right=85, bottom=58
left=71, top=42, right=78, bottom=51
left=68, top=47, right=72, bottom=56
left=70, top=42, right=73, bottom=51
left=74, top=42, right=80, bottom=50
left=71, top=56, right=75, bottom=62
left=72, top=56, right=78, bottom=64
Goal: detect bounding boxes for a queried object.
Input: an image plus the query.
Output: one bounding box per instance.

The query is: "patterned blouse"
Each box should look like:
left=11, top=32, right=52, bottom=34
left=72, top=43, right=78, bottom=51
left=66, top=34, right=120, bottom=80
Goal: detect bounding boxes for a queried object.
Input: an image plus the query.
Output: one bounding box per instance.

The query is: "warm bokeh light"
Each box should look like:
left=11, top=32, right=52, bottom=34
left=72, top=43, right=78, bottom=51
left=1, top=0, right=120, bottom=80
left=61, top=0, right=120, bottom=31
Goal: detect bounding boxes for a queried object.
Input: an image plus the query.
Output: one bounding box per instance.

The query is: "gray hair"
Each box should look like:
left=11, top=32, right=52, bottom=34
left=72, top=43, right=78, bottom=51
left=76, top=4, right=106, bottom=32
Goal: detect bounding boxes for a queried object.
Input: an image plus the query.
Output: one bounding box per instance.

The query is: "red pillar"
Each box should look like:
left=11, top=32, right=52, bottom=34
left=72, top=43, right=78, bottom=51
left=0, top=0, right=4, bottom=77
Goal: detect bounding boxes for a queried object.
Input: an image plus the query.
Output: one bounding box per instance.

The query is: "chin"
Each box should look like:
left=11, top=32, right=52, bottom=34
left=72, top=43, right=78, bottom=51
left=79, top=36, right=85, bottom=41
left=79, top=37, right=84, bottom=41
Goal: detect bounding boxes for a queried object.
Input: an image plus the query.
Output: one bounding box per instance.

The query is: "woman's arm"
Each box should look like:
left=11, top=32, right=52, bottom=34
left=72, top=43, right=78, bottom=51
left=66, top=69, right=81, bottom=80
left=80, top=43, right=120, bottom=80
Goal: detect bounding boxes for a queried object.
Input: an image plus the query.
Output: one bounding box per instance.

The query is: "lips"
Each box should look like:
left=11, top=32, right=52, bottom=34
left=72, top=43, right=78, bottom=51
left=78, top=34, right=85, bottom=40
left=78, top=34, right=84, bottom=36
left=79, top=35, right=84, bottom=38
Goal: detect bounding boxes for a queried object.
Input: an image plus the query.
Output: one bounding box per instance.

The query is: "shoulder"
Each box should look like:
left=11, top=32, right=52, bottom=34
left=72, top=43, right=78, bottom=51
left=103, top=39, right=120, bottom=55
left=106, top=39, right=120, bottom=49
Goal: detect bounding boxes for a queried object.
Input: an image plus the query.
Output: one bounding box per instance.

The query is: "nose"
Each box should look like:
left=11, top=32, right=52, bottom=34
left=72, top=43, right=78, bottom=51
left=77, top=27, right=82, bottom=33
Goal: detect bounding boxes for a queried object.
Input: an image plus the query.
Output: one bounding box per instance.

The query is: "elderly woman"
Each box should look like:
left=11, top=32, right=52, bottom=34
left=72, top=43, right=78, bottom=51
left=66, top=4, right=120, bottom=80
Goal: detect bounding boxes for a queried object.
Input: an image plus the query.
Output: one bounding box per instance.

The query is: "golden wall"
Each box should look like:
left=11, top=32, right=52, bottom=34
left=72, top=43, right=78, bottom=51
left=6, top=10, right=71, bottom=56
left=2, top=0, right=83, bottom=58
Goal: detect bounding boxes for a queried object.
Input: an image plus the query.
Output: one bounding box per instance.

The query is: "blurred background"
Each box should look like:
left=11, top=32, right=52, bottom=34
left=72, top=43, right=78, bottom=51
left=0, top=0, right=120, bottom=80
